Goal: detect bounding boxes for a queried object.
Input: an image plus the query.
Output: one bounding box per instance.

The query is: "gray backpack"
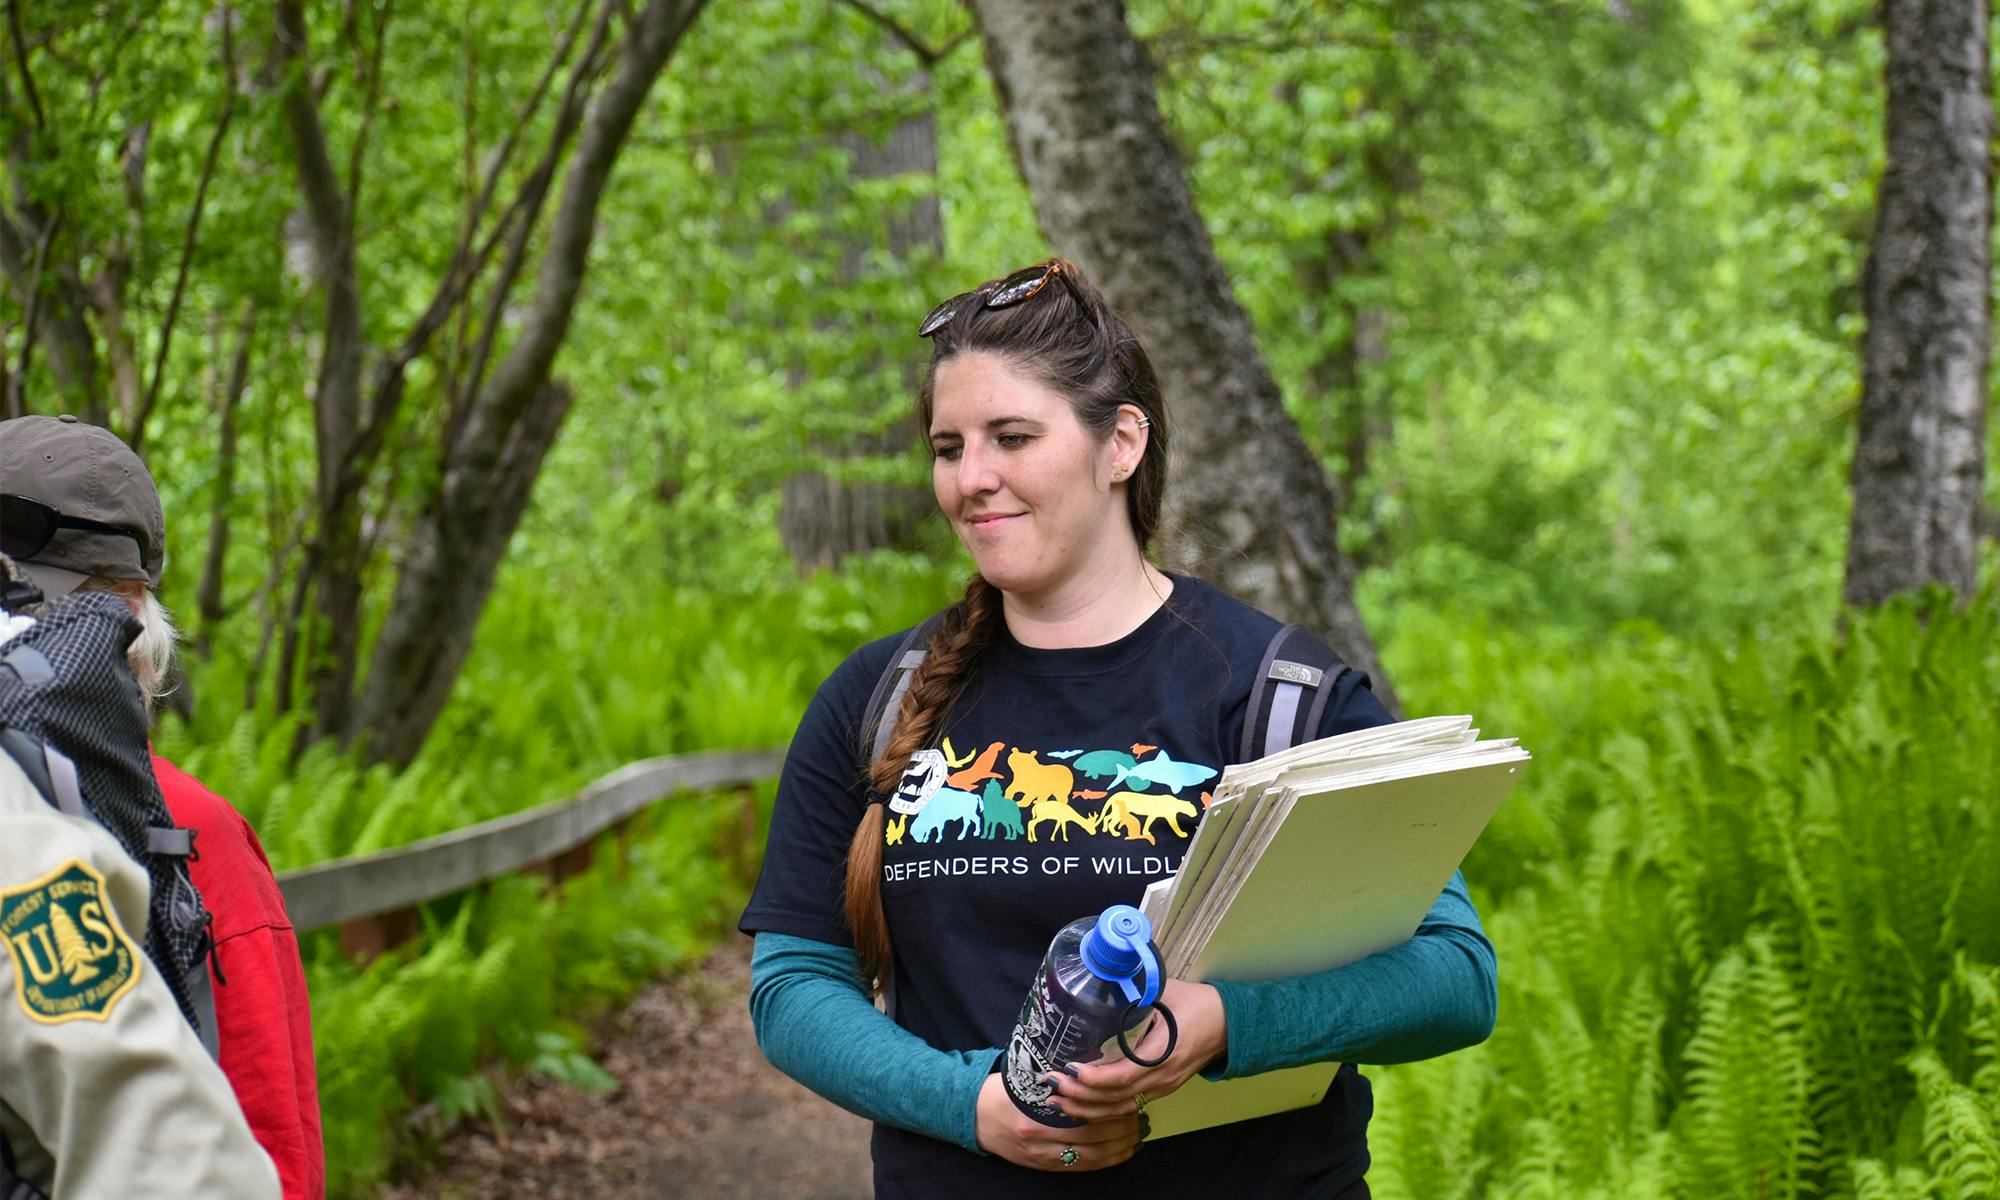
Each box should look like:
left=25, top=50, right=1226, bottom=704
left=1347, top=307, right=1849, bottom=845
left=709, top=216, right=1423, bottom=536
left=0, top=568, right=219, bottom=1200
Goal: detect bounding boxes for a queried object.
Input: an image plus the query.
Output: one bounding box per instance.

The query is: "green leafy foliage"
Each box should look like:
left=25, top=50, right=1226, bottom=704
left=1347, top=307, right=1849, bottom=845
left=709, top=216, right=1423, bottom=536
left=1145, top=0, right=1893, bottom=642
left=1372, top=588, right=2000, bottom=1198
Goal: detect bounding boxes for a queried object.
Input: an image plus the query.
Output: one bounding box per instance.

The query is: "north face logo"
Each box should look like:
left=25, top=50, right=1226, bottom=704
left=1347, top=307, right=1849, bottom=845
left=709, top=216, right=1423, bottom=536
left=1, top=859, right=140, bottom=1024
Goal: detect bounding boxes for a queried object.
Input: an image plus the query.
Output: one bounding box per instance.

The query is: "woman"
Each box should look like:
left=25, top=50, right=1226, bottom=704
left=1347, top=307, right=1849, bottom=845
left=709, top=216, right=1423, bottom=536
left=740, top=259, right=1495, bottom=1198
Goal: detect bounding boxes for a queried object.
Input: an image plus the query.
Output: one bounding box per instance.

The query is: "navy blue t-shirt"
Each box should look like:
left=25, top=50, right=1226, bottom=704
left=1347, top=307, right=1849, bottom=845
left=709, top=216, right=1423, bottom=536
left=741, top=576, right=1394, bottom=1198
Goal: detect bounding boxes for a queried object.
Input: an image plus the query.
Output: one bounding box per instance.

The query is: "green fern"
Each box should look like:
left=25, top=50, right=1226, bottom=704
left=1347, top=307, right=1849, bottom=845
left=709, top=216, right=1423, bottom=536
left=1384, top=585, right=1999, bottom=1199
left=1848, top=1157, right=1932, bottom=1200
left=1675, top=935, right=1813, bottom=1198
left=1909, top=1051, right=1999, bottom=1200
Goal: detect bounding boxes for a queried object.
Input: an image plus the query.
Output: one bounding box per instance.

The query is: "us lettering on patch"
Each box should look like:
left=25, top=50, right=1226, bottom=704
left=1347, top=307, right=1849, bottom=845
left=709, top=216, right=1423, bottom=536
left=0, top=859, right=140, bottom=1024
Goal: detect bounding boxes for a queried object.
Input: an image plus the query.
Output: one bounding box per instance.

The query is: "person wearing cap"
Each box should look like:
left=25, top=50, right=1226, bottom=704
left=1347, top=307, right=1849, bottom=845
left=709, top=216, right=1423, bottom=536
left=1, top=555, right=281, bottom=1199
left=0, top=414, right=326, bottom=1200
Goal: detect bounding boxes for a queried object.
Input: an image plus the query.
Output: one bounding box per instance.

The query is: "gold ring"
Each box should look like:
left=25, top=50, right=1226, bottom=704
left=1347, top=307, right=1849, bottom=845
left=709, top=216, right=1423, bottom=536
left=1134, top=1090, right=1148, bottom=1114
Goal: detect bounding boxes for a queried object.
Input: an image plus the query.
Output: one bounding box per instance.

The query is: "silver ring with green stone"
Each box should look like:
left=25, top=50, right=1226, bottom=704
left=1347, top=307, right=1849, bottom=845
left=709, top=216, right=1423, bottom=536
left=1061, top=1146, right=1079, bottom=1167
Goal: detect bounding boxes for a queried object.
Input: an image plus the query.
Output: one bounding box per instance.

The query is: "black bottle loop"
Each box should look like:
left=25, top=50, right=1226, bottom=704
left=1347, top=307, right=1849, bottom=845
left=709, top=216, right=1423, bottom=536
left=1115, top=999, right=1178, bottom=1068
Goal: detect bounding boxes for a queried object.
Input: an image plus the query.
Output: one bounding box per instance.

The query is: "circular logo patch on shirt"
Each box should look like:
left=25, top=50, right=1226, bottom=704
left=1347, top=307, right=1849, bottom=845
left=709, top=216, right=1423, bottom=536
left=0, top=859, right=140, bottom=1024
left=890, top=748, right=948, bottom=815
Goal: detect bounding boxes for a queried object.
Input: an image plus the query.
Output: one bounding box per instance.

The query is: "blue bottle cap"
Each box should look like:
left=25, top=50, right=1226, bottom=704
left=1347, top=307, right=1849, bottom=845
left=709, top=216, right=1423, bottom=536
left=1082, top=905, right=1161, bottom=1008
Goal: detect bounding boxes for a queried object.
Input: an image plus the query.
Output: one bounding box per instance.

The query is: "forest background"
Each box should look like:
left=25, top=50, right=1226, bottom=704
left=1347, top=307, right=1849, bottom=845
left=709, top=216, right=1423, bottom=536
left=2, top=0, right=1997, bottom=1196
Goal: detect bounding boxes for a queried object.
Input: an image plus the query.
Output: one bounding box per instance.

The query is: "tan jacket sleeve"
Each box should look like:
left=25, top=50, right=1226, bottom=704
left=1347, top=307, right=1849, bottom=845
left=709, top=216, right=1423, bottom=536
left=0, top=754, right=280, bottom=1200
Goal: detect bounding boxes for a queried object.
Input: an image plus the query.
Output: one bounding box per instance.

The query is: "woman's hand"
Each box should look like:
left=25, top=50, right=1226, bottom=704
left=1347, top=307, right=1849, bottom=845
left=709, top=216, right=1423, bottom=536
left=974, top=1071, right=1141, bottom=1172
left=1047, top=979, right=1228, bottom=1122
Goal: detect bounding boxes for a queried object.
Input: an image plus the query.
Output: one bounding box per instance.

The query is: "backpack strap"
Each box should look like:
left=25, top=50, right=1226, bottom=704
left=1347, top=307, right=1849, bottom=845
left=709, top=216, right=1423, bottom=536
left=0, top=646, right=53, bottom=687
left=182, top=926, right=222, bottom=1059
left=1240, top=624, right=1352, bottom=762
left=0, top=732, right=89, bottom=825
left=0, top=730, right=54, bottom=808
left=858, top=614, right=946, bottom=778
left=856, top=613, right=950, bottom=1024
left=38, top=744, right=85, bottom=819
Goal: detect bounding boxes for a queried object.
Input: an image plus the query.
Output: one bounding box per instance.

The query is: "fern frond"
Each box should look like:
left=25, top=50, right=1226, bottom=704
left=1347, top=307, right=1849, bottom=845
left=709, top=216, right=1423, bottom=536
left=1910, top=1051, right=2000, bottom=1200
left=1675, top=935, right=1812, bottom=1199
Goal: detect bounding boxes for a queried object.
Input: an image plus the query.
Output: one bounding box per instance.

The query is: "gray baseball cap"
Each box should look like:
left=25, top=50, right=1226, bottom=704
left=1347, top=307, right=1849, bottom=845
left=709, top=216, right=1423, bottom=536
left=0, top=414, right=165, bottom=596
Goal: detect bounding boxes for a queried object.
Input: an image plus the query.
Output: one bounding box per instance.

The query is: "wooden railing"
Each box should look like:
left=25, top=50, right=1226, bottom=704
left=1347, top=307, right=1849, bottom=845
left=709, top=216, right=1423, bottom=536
left=272, top=747, right=784, bottom=957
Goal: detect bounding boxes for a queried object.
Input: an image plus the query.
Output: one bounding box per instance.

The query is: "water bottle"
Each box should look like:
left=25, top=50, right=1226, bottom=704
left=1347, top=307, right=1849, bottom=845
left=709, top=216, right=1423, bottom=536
left=1002, top=904, right=1178, bottom=1126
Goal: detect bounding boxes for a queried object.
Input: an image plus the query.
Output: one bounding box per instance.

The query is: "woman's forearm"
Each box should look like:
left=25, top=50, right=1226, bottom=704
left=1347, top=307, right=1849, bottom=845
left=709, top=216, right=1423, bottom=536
left=748, top=932, right=1001, bottom=1152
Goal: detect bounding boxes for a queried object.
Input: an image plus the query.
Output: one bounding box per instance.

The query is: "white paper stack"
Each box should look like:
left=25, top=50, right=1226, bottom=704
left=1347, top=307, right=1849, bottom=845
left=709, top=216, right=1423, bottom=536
left=1134, top=716, right=1528, bottom=1139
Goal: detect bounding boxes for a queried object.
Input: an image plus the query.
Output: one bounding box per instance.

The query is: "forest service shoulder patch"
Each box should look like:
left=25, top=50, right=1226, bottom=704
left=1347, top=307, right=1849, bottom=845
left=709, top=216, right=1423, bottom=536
left=0, top=859, right=140, bottom=1024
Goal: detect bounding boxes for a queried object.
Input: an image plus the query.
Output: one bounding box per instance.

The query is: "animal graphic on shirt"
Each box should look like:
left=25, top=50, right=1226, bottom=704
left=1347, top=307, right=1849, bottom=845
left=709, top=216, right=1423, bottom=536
left=1005, top=749, right=1075, bottom=809
left=1027, top=798, right=1101, bottom=843
left=1070, top=749, right=1138, bottom=783
left=947, top=741, right=1007, bottom=790
left=884, top=812, right=909, bottom=846
left=979, top=779, right=1024, bottom=840
left=1100, top=791, right=1199, bottom=845
left=910, top=787, right=983, bottom=843
left=1101, top=797, right=1144, bottom=841
left=1110, top=750, right=1219, bottom=795
left=941, top=738, right=978, bottom=770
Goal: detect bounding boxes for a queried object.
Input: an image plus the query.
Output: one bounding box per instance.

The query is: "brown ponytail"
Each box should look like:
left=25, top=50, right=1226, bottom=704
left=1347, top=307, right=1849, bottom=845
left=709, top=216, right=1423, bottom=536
left=843, top=573, right=1005, bottom=995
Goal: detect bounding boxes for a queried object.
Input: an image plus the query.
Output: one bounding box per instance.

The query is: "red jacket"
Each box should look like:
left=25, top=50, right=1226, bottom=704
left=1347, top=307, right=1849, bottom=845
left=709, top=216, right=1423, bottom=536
left=153, top=754, right=326, bottom=1200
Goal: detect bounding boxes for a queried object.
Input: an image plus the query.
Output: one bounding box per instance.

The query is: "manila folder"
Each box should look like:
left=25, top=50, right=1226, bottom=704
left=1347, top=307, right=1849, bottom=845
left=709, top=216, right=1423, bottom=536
left=1147, top=755, right=1522, bottom=1138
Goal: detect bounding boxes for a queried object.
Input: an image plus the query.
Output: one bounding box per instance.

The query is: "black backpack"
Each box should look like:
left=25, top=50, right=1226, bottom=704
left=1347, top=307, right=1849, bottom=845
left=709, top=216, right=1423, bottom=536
left=0, top=581, right=218, bottom=1052
left=859, top=613, right=1355, bottom=785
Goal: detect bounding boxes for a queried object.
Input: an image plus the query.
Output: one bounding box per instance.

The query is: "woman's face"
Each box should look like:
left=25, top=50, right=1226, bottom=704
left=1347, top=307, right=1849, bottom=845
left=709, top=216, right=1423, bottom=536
left=928, top=352, right=1136, bottom=602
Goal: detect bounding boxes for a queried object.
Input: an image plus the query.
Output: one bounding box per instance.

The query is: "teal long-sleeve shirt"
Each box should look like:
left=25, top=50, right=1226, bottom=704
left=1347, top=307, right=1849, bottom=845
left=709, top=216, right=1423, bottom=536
left=747, top=869, right=1496, bottom=1152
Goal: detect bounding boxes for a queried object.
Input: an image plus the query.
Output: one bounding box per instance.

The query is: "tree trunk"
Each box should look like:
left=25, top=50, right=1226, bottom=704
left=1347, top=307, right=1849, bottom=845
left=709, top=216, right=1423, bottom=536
left=1300, top=223, right=1394, bottom=547
left=778, top=90, right=940, bottom=571
left=0, top=210, right=107, bottom=423
left=354, top=380, right=574, bottom=766
left=351, top=0, right=708, bottom=767
left=1843, top=0, right=1991, bottom=607
left=779, top=429, right=936, bottom=570
left=965, top=0, right=1397, bottom=712
left=195, top=306, right=255, bottom=659
left=273, top=0, right=369, bottom=742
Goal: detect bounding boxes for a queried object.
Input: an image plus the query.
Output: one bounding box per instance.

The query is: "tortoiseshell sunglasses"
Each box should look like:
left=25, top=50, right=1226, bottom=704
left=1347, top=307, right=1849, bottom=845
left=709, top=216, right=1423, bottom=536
left=917, top=259, right=1088, bottom=339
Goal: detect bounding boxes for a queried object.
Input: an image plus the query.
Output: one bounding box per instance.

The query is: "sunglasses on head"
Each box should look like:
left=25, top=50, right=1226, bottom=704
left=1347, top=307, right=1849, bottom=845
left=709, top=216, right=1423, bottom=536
left=0, top=494, right=149, bottom=572
left=918, top=259, right=1090, bottom=339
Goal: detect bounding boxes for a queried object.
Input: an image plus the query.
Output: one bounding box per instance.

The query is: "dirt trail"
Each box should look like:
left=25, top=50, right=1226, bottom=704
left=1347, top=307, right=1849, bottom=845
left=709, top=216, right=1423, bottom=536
left=380, top=939, right=873, bottom=1199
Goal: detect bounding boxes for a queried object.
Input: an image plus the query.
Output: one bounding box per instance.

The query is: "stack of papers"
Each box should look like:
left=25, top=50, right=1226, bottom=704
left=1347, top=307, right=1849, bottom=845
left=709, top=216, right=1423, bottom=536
left=1135, top=716, right=1529, bottom=1138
